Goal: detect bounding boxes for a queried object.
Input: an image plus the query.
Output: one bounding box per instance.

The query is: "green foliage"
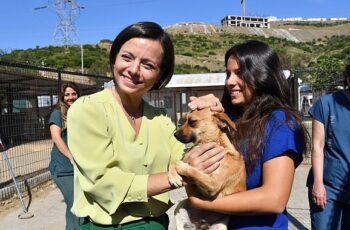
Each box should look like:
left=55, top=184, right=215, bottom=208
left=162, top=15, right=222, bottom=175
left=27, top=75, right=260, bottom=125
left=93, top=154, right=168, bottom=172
left=0, top=31, right=349, bottom=77
left=284, top=21, right=350, bottom=28
left=0, top=45, right=109, bottom=73
left=310, top=56, right=343, bottom=91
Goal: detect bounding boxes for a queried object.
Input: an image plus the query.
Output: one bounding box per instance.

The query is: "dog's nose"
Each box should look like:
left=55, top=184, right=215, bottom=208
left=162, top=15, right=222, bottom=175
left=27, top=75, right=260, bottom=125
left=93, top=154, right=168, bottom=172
left=174, top=131, right=180, bottom=139
left=174, top=130, right=185, bottom=142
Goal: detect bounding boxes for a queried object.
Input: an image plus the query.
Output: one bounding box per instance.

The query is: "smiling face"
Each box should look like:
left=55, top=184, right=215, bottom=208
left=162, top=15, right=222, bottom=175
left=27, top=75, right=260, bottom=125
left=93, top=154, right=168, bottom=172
left=225, top=56, right=254, bottom=106
left=113, top=37, right=164, bottom=97
left=63, top=87, right=78, bottom=107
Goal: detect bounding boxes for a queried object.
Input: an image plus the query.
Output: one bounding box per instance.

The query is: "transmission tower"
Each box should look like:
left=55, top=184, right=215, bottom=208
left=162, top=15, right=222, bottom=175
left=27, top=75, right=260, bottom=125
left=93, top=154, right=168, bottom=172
left=35, top=0, right=84, bottom=48
left=52, top=0, right=84, bottom=47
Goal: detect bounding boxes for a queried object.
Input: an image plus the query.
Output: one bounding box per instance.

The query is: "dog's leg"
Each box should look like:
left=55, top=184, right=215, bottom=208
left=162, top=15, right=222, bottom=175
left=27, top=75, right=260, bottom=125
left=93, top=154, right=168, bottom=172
left=175, top=161, right=223, bottom=197
left=174, top=199, right=196, bottom=230
left=168, top=162, right=184, bottom=188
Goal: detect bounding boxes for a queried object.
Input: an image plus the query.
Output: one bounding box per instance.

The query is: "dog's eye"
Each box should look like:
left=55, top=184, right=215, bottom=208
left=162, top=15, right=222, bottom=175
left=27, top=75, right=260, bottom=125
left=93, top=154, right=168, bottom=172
left=188, top=119, right=196, bottom=126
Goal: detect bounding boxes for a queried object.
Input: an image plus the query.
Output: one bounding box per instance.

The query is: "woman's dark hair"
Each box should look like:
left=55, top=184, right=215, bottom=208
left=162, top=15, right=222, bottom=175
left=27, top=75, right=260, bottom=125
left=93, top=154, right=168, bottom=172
left=109, top=21, right=175, bottom=90
left=59, top=81, right=80, bottom=128
left=344, top=63, right=350, bottom=87
left=221, top=40, right=307, bottom=171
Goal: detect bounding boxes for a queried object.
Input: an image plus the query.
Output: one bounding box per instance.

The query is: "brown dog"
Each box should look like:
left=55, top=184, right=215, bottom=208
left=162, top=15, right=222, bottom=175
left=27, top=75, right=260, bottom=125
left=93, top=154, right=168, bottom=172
left=168, top=107, right=246, bottom=230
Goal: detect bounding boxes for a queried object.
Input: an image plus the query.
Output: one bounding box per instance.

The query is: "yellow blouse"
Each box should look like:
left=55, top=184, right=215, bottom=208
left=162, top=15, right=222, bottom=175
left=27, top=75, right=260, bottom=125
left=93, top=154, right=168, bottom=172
left=67, top=89, right=185, bottom=225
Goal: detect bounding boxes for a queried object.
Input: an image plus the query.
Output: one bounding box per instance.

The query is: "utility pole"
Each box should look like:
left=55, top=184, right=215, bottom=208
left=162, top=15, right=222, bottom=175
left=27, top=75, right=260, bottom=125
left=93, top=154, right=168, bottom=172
left=80, top=43, right=84, bottom=73
left=241, top=0, right=246, bottom=17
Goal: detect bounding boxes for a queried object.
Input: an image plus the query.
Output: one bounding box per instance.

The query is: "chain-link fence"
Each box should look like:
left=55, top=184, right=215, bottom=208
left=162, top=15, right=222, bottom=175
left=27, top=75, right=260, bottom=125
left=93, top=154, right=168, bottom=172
left=0, top=61, right=347, bottom=200
left=0, top=61, right=111, bottom=200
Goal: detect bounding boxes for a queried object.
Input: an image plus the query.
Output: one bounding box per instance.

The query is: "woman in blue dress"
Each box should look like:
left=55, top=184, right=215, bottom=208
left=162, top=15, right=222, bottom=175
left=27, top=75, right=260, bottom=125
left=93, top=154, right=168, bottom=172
left=187, top=40, right=308, bottom=229
left=49, top=81, right=80, bottom=230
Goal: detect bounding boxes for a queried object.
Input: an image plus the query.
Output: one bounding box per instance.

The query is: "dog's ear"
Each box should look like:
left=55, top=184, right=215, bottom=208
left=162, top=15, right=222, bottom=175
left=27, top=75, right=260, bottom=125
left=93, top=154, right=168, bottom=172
left=214, top=112, right=237, bottom=131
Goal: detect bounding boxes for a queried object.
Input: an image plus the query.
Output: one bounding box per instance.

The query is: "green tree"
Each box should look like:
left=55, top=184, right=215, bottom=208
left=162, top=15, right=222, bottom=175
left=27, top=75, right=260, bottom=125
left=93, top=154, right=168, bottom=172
left=311, top=56, right=342, bottom=91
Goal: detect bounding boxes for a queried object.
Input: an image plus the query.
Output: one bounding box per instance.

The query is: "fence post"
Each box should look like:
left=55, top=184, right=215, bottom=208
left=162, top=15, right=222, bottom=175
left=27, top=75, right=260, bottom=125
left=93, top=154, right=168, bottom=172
left=7, top=83, right=13, bottom=114
left=292, top=71, right=300, bottom=112
left=57, top=69, right=62, bottom=92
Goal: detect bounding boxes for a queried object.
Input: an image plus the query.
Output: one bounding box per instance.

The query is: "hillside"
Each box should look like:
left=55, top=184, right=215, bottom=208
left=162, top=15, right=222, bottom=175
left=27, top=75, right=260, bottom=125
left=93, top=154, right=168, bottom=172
left=1, top=20, right=349, bottom=77
left=166, top=21, right=350, bottom=75
left=165, top=21, right=350, bottom=43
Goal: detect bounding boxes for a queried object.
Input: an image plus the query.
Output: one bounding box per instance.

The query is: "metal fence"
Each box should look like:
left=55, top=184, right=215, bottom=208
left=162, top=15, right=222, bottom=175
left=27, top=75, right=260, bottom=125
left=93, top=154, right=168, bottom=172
left=0, top=61, right=346, bottom=200
left=0, top=61, right=111, bottom=200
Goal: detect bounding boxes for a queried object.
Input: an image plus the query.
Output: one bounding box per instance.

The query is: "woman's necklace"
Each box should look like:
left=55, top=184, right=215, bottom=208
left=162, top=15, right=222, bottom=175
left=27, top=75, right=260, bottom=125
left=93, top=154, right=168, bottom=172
left=124, top=103, right=143, bottom=129
left=111, top=87, right=142, bottom=127
left=130, top=115, right=136, bottom=124
left=126, top=112, right=138, bottom=125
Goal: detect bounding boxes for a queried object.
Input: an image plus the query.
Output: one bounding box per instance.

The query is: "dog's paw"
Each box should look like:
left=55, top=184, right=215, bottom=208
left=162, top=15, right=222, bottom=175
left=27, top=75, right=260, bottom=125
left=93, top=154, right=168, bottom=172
left=175, top=161, right=190, bottom=175
left=168, top=171, right=184, bottom=188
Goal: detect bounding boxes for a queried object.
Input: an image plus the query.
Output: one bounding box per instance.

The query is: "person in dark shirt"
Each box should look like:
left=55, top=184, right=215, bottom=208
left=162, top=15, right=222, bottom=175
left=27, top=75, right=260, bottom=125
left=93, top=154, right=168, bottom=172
left=49, top=81, right=80, bottom=230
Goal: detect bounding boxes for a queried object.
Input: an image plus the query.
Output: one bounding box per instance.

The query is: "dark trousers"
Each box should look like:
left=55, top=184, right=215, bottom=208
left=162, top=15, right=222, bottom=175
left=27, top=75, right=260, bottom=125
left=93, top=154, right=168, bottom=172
left=53, top=174, right=80, bottom=230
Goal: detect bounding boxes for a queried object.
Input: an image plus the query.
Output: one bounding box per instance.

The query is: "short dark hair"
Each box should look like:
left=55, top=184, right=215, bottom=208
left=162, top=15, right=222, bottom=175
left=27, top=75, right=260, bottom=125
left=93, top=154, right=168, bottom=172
left=109, top=21, right=175, bottom=90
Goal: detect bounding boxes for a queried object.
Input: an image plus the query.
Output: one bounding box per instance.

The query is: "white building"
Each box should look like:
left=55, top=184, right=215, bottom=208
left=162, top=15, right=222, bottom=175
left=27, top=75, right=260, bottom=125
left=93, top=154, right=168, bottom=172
left=221, top=15, right=270, bottom=28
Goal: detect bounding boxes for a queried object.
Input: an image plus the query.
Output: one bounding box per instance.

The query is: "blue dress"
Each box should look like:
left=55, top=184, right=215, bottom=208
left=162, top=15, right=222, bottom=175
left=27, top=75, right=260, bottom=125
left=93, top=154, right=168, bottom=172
left=228, top=110, right=304, bottom=229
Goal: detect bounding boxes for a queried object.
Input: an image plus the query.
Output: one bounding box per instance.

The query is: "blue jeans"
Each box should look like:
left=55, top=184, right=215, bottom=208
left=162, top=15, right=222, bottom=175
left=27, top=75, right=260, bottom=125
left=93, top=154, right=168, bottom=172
left=53, top=174, right=79, bottom=230
left=308, top=186, right=350, bottom=230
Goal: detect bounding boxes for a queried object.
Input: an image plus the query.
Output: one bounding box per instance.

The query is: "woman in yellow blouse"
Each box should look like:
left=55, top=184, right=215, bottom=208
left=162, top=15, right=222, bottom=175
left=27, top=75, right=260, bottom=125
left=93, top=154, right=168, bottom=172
left=67, top=21, right=224, bottom=230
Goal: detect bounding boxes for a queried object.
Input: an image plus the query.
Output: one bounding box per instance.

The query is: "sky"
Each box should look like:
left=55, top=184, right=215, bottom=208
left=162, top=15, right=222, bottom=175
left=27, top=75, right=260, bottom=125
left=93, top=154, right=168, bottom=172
left=1, top=0, right=349, bottom=51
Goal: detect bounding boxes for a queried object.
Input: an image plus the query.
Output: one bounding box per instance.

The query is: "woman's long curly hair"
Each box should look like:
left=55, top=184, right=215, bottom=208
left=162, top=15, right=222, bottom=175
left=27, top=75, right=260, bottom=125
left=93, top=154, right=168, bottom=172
left=221, top=40, right=308, bottom=172
left=59, top=82, right=80, bottom=129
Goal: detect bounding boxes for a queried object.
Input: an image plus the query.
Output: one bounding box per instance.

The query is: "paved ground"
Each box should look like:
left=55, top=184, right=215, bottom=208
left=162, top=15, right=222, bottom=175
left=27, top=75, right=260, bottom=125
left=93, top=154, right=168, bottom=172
left=0, top=164, right=311, bottom=230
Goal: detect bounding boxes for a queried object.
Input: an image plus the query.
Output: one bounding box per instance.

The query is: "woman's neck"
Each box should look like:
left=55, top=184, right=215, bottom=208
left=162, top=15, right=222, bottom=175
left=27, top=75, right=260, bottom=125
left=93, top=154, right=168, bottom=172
left=111, top=86, right=143, bottom=118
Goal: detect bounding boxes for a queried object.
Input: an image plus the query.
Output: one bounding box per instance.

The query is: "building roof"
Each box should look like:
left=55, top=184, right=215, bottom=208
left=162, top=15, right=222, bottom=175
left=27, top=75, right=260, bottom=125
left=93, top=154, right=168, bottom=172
left=166, top=73, right=226, bottom=88
left=165, top=70, right=291, bottom=88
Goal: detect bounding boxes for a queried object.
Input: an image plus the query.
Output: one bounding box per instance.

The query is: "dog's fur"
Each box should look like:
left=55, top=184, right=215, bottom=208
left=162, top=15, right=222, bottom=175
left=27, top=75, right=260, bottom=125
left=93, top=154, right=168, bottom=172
left=168, top=107, right=246, bottom=230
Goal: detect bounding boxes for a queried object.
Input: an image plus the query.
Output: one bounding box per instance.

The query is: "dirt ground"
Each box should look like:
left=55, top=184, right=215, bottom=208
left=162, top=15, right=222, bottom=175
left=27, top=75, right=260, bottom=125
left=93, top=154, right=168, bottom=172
left=0, top=180, right=58, bottom=217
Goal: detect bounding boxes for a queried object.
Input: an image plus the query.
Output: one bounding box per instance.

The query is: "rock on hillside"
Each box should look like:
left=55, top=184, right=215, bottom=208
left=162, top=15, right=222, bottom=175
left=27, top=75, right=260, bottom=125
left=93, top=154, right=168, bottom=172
left=164, top=22, right=350, bottom=43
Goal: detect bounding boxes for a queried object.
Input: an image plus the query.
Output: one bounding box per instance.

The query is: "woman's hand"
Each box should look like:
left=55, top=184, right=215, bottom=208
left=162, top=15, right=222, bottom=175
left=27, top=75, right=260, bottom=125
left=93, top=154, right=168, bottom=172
left=312, top=182, right=327, bottom=209
left=183, top=142, right=224, bottom=174
left=188, top=94, right=224, bottom=112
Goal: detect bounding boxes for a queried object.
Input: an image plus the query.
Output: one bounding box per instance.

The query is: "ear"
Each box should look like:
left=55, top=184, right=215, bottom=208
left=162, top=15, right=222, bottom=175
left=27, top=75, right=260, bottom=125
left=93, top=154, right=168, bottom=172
left=214, top=112, right=237, bottom=131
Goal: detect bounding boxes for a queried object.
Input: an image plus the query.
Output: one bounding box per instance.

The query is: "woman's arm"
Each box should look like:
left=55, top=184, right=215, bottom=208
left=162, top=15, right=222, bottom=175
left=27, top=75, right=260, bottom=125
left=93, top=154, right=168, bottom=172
left=50, top=124, right=73, bottom=162
left=187, top=152, right=296, bottom=214
left=311, top=119, right=327, bottom=208
left=147, top=142, right=225, bottom=196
